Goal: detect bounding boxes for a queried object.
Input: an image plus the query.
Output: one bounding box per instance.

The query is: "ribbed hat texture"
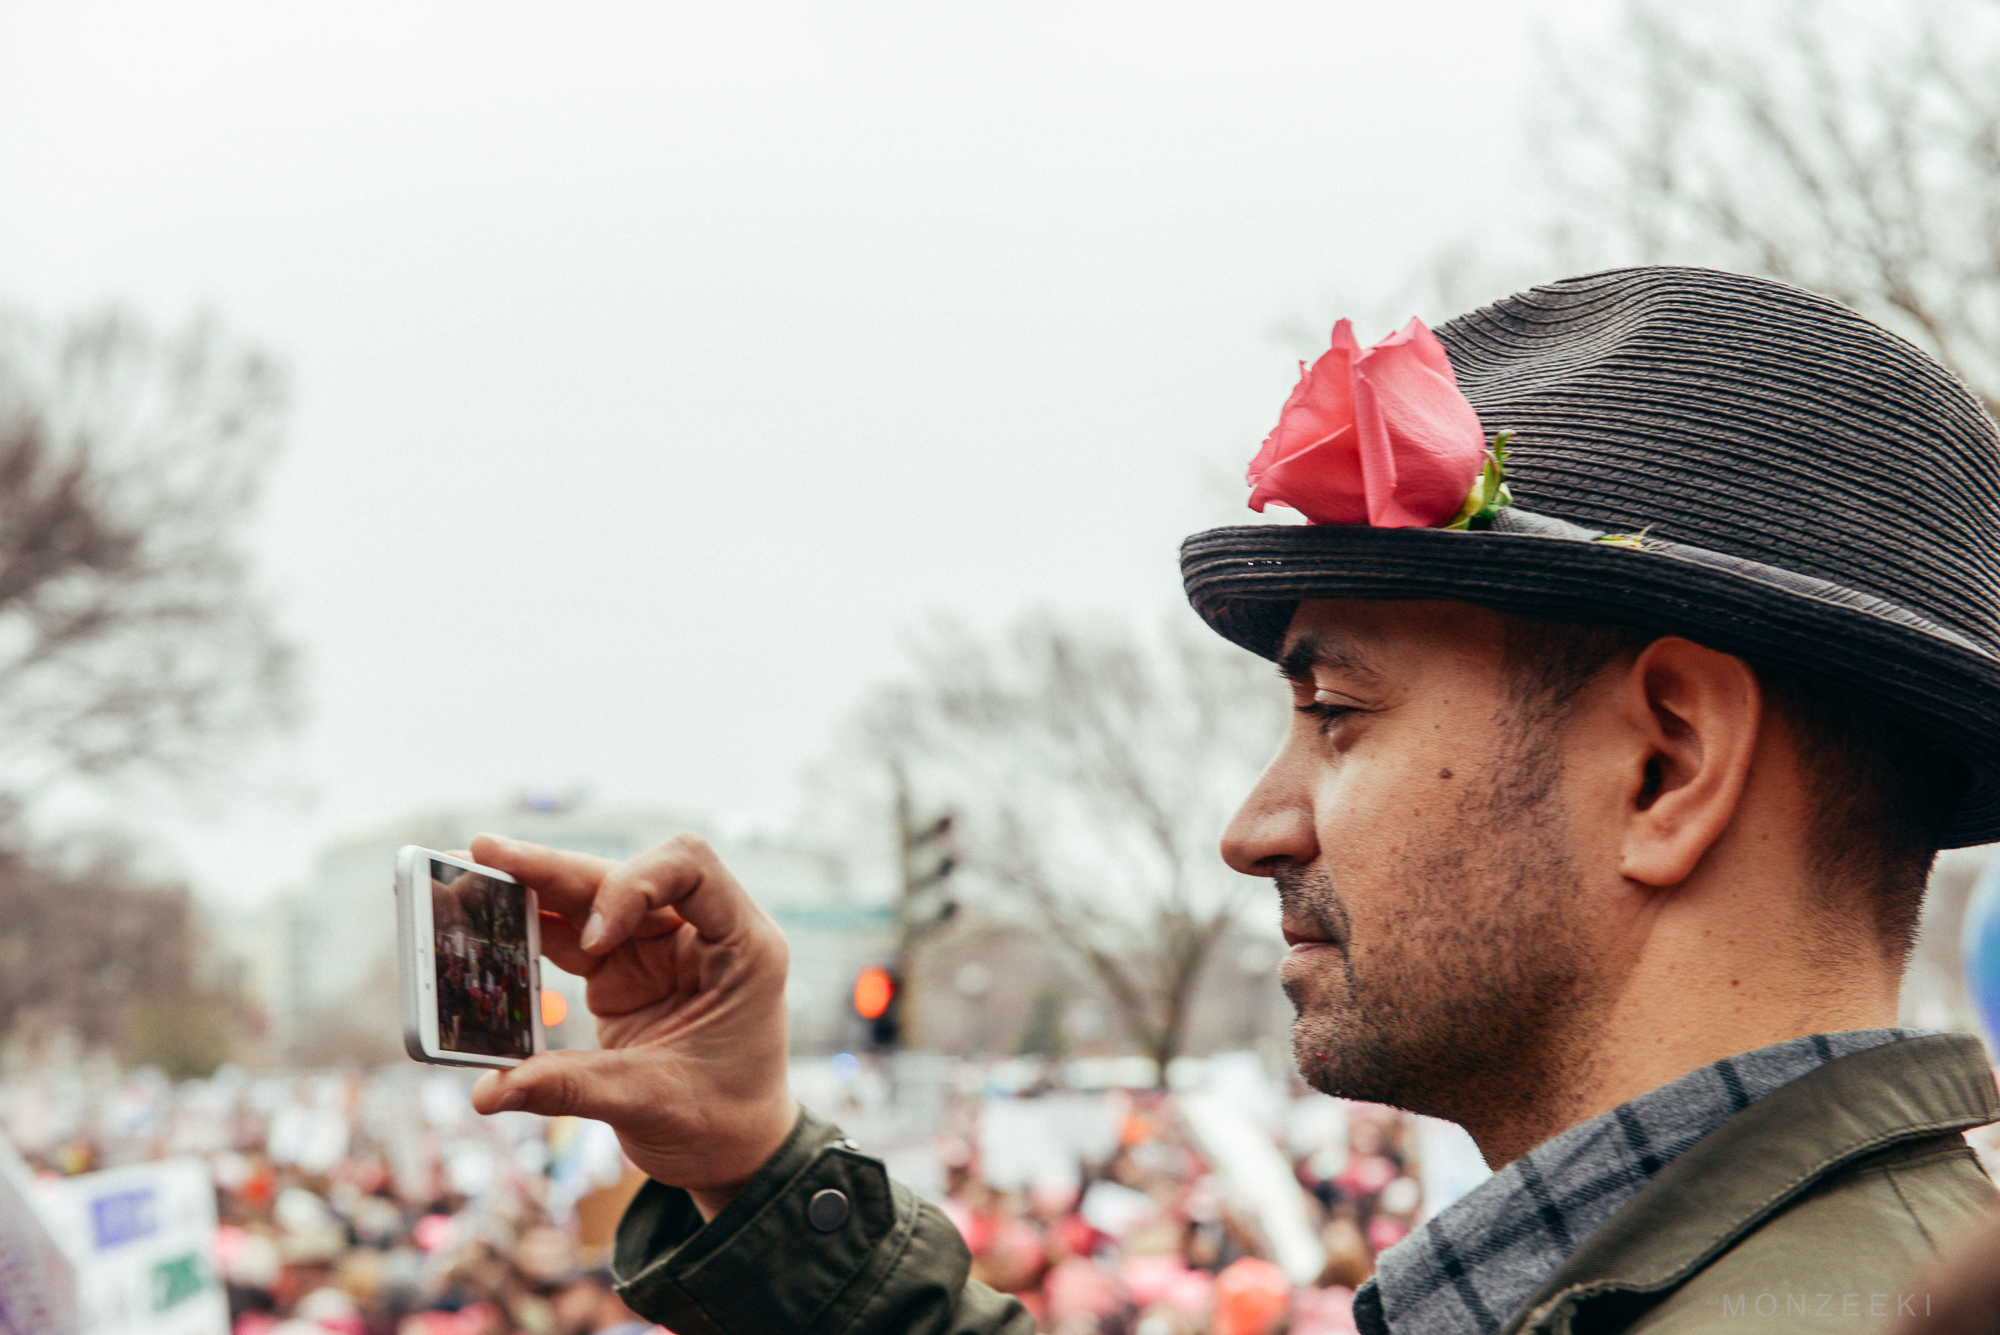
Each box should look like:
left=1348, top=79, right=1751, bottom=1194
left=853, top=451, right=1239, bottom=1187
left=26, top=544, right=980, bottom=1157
left=1181, top=266, right=2000, bottom=846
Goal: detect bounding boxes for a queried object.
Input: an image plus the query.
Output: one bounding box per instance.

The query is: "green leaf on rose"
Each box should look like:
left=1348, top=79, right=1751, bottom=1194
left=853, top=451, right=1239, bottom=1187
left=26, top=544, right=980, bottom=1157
left=1443, top=431, right=1515, bottom=531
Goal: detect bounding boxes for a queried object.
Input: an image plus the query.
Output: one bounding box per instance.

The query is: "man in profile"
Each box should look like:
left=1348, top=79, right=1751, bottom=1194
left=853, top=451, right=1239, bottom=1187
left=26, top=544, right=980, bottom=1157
left=467, top=267, right=2000, bottom=1333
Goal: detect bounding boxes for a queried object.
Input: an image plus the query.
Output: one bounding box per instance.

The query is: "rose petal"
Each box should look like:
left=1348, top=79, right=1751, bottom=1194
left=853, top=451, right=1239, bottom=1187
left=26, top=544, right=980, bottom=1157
left=1374, top=315, right=1462, bottom=385
left=1350, top=325, right=1487, bottom=527
left=1247, top=320, right=1360, bottom=487
left=1247, top=423, right=1368, bottom=524
left=1245, top=364, right=1309, bottom=482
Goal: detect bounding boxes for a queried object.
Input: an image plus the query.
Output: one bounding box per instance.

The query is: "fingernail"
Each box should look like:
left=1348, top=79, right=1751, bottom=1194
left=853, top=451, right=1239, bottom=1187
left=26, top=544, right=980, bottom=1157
left=581, top=912, right=607, bottom=951
left=496, top=1088, right=526, bottom=1113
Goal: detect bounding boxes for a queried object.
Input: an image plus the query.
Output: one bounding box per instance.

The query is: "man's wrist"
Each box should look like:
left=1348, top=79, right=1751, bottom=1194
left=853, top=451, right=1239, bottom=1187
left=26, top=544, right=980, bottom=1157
left=613, top=1107, right=931, bottom=1334
left=688, top=1180, right=748, bottom=1222
left=685, top=1096, right=802, bottom=1222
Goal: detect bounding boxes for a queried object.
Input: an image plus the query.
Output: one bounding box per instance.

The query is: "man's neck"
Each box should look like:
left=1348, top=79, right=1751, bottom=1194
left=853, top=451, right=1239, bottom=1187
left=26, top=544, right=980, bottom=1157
left=1461, top=886, right=1902, bottom=1167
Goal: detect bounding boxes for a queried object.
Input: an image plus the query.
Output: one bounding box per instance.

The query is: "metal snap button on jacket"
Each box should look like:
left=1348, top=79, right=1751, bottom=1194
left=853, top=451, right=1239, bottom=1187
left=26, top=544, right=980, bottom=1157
left=807, top=1188, right=849, bottom=1232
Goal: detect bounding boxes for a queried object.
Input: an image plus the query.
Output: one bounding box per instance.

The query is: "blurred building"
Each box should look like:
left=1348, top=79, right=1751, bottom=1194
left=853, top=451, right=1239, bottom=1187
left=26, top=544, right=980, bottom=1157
left=240, top=797, right=893, bottom=1063
left=904, top=905, right=1293, bottom=1062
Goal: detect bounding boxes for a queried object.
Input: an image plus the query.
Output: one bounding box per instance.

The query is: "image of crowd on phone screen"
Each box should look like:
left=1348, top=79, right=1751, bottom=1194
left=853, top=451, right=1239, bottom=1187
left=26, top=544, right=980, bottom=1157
left=431, top=865, right=534, bottom=1062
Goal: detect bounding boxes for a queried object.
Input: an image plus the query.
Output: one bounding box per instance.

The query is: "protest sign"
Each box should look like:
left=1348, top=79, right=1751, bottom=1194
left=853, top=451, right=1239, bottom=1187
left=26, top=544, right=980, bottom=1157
left=0, top=1130, right=79, bottom=1335
left=1412, top=1115, right=1492, bottom=1222
left=32, top=1157, right=227, bottom=1335
left=1178, top=1090, right=1327, bottom=1286
left=977, top=1093, right=1119, bottom=1195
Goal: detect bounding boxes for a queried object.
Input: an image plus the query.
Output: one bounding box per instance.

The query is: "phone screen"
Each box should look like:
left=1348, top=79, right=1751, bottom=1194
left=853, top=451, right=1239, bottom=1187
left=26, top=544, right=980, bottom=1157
left=430, top=858, right=534, bottom=1059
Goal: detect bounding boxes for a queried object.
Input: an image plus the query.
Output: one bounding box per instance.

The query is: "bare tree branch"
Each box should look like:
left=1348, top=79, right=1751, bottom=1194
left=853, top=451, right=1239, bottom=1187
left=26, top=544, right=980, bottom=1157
left=1542, top=0, right=2000, bottom=416
left=861, top=614, right=1283, bottom=1068
left=0, top=309, right=297, bottom=803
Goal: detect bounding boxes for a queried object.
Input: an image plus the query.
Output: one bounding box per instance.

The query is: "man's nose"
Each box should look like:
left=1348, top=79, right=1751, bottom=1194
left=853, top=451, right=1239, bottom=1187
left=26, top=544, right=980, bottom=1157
left=1221, top=752, right=1317, bottom=876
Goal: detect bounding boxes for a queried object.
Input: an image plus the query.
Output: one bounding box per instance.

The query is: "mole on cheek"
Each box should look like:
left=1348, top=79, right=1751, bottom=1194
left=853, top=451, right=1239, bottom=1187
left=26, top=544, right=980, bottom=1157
left=1438, top=768, right=1453, bottom=779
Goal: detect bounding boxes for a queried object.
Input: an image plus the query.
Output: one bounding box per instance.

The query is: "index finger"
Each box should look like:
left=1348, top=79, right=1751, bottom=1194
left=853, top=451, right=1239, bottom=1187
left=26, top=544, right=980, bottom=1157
left=470, top=834, right=616, bottom=918
left=585, top=833, right=761, bottom=955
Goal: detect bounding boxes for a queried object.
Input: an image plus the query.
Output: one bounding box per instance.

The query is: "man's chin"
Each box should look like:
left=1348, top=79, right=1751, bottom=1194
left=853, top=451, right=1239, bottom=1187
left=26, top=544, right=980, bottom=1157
left=1289, top=1004, right=1435, bottom=1112
left=1290, top=1013, right=1367, bottom=1099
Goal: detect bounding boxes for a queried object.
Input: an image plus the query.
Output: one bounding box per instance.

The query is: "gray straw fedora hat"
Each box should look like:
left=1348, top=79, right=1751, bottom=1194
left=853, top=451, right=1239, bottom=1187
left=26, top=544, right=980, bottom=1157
left=1181, top=266, right=2000, bottom=847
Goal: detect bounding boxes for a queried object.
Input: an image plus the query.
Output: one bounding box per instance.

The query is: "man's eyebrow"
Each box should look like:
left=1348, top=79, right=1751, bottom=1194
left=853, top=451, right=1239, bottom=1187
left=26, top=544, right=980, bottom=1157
left=1276, top=631, right=1381, bottom=686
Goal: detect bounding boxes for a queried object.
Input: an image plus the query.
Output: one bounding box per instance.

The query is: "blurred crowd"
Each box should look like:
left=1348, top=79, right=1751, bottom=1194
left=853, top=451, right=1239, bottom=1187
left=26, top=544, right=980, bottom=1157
left=4, top=1059, right=651, bottom=1335
left=810, top=1050, right=1485, bottom=1335
left=1, top=1048, right=1491, bottom=1335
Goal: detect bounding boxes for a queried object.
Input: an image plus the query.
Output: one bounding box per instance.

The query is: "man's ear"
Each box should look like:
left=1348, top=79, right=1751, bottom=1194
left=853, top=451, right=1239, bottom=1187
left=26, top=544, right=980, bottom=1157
left=1614, top=637, right=1762, bottom=888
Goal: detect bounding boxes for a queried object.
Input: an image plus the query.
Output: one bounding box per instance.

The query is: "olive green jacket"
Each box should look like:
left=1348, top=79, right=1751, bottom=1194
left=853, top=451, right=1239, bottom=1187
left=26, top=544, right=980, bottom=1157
left=1505, top=1033, right=1999, bottom=1334
left=610, top=1034, right=1997, bottom=1335
left=611, top=1109, right=1033, bottom=1334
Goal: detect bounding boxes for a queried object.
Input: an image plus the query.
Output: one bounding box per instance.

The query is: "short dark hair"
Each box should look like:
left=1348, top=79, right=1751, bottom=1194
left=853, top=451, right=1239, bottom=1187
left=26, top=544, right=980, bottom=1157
left=1499, top=617, right=1968, bottom=959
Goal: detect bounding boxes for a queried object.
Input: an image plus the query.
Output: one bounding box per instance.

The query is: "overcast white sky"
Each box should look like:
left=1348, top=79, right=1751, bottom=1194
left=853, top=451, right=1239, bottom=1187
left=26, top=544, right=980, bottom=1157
left=0, top=0, right=1616, bottom=908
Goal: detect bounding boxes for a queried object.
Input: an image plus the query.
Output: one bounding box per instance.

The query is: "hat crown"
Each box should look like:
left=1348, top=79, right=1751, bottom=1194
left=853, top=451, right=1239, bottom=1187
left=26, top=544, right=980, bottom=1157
left=1437, top=267, right=2000, bottom=650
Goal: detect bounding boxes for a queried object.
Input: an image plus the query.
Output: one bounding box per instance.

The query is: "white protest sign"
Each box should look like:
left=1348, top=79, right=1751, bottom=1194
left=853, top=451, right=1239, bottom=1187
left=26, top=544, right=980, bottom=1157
left=0, top=1131, right=79, bottom=1335
left=976, top=1093, right=1119, bottom=1194
left=1412, top=1114, right=1492, bottom=1223
left=1177, top=1090, right=1327, bottom=1286
left=32, top=1158, right=227, bottom=1335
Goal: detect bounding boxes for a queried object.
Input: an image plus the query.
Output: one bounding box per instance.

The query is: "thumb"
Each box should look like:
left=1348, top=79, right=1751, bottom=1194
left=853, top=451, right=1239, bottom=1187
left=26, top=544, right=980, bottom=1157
left=469, top=1050, right=603, bottom=1118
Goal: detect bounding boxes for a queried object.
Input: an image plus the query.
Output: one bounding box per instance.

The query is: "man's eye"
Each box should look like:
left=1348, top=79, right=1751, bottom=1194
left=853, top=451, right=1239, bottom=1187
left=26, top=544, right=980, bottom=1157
left=1295, top=700, right=1355, bottom=730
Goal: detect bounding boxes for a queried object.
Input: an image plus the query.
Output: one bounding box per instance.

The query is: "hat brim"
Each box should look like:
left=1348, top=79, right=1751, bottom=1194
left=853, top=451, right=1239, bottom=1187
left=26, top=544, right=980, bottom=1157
left=1182, top=520, right=2000, bottom=848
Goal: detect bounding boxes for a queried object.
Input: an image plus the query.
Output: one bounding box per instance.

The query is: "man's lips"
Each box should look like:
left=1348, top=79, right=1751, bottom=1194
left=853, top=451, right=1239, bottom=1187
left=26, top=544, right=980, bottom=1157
left=1282, top=923, right=1344, bottom=949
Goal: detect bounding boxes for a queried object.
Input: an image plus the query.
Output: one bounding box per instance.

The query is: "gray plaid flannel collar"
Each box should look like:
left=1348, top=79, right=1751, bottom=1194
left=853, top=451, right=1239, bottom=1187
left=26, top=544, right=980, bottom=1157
left=1352, top=1029, right=1922, bottom=1335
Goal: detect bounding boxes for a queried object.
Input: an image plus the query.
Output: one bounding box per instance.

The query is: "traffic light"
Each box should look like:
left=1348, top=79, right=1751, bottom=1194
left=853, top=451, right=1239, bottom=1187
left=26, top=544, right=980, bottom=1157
left=905, top=813, right=957, bottom=915
left=898, top=810, right=958, bottom=943
left=853, top=964, right=898, bottom=1048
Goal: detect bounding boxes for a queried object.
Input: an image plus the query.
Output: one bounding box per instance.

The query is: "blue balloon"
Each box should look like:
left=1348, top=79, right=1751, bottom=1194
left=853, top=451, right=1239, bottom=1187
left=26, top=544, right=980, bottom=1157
left=1962, top=858, right=2000, bottom=1046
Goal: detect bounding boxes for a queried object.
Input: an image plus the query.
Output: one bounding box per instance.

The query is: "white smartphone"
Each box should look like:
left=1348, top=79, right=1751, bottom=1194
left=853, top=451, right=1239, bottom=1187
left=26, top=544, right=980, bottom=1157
left=395, top=845, right=546, bottom=1068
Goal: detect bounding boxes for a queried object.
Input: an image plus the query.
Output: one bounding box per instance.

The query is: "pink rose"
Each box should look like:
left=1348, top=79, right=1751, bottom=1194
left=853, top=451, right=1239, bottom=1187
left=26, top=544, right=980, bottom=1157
left=1247, top=317, right=1488, bottom=528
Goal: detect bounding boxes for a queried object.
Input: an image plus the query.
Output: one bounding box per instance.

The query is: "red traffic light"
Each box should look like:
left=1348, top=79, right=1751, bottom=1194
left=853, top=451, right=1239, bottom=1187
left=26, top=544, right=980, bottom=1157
left=852, top=965, right=895, bottom=1021
left=540, top=990, right=569, bottom=1027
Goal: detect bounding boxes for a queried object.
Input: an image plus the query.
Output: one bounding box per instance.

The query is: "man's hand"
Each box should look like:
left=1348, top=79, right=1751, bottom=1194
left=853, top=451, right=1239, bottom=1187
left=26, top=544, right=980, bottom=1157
left=464, top=832, right=798, bottom=1220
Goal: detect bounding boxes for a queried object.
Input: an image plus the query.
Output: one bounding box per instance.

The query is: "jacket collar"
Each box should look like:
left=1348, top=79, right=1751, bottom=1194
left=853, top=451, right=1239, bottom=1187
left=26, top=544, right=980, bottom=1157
left=1504, top=1032, right=1999, bottom=1335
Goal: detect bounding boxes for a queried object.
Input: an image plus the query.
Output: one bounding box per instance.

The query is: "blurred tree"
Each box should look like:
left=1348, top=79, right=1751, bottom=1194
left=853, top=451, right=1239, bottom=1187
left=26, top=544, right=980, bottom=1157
left=1539, top=0, right=2000, bottom=413
left=0, top=307, right=292, bottom=1070
left=857, top=616, right=1283, bottom=1070
left=0, top=308, right=295, bottom=803
left=0, top=837, right=238, bottom=1075
left=126, top=997, right=238, bottom=1081
left=1015, top=986, right=1070, bottom=1059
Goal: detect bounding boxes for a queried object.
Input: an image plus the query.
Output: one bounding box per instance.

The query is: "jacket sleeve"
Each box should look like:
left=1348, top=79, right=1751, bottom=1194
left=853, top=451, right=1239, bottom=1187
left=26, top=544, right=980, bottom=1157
left=610, top=1106, right=1035, bottom=1335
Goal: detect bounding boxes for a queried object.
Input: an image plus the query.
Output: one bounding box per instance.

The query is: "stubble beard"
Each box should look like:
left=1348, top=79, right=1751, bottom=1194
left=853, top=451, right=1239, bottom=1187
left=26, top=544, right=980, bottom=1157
left=1278, top=738, right=1602, bottom=1129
